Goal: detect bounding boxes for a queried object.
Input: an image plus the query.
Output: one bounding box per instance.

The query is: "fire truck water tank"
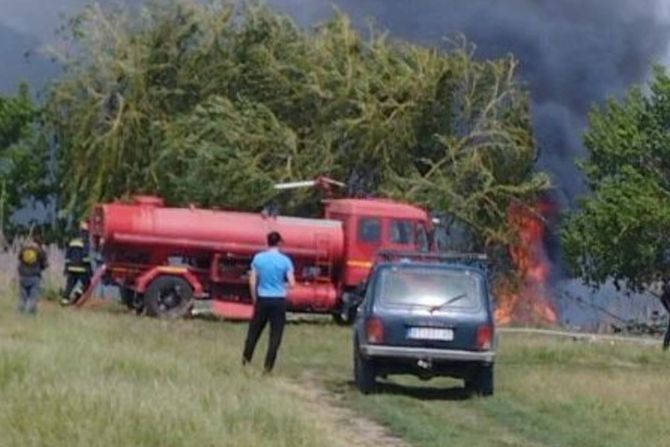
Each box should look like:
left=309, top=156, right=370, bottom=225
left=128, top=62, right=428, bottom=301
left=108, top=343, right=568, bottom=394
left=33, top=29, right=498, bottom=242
left=92, top=197, right=345, bottom=262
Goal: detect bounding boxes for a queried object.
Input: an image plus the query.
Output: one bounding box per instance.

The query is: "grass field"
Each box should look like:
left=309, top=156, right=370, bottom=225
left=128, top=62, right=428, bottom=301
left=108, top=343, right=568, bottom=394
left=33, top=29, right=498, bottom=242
left=2, top=285, right=670, bottom=446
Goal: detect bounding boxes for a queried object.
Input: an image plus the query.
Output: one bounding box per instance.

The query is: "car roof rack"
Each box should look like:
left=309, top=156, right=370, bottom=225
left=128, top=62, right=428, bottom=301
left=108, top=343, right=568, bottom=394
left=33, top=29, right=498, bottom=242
left=375, top=250, right=489, bottom=270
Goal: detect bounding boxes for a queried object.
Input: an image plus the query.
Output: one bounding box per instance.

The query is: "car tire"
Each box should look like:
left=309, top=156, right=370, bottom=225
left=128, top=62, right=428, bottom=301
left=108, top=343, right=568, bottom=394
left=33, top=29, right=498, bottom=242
left=354, top=340, right=376, bottom=394
left=144, top=276, right=193, bottom=319
left=466, top=365, right=494, bottom=397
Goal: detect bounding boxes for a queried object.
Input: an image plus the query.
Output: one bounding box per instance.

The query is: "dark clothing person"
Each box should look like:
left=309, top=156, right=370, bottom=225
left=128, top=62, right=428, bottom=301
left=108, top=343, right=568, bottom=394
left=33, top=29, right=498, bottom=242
left=62, top=234, right=92, bottom=305
left=17, top=242, right=48, bottom=315
left=63, top=272, right=91, bottom=304
left=243, top=298, right=287, bottom=371
left=19, top=276, right=42, bottom=314
left=661, top=283, right=670, bottom=351
left=242, top=232, right=295, bottom=373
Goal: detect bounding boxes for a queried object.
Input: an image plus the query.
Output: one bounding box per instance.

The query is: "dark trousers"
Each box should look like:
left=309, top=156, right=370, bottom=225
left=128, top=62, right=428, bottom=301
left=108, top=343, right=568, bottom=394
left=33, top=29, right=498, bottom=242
left=18, top=276, right=42, bottom=314
left=243, top=298, right=287, bottom=371
left=63, top=273, right=91, bottom=303
left=664, top=317, right=670, bottom=351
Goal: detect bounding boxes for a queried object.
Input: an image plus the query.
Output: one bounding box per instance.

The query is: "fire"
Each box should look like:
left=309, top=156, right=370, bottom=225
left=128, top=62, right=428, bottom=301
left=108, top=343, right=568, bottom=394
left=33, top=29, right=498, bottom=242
left=495, top=200, right=559, bottom=326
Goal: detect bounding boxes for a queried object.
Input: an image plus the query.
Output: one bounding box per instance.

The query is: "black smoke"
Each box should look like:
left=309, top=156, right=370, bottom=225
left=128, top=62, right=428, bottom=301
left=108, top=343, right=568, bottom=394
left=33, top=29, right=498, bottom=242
left=271, top=0, right=670, bottom=205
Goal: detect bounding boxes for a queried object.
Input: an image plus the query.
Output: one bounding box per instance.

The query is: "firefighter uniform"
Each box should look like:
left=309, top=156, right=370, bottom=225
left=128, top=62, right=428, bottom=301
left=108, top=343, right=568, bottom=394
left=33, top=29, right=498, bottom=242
left=17, top=240, right=48, bottom=314
left=61, top=234, right=92, bottom=305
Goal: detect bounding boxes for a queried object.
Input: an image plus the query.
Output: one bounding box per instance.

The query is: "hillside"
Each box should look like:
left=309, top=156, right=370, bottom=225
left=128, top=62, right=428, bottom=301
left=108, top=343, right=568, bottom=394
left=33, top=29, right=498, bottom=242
left=2, top=290, right=670, bottom=446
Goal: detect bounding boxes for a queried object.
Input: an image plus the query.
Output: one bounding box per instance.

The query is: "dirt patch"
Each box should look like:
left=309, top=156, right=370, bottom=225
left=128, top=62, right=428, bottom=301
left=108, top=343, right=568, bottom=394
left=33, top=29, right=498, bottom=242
left=279, top=376, right=409, bottom=447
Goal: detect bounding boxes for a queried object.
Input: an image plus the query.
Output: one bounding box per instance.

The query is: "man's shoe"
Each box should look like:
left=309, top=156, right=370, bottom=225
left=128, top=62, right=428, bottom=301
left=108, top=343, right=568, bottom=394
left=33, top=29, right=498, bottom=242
left=60, top=299, right=71, bottom=306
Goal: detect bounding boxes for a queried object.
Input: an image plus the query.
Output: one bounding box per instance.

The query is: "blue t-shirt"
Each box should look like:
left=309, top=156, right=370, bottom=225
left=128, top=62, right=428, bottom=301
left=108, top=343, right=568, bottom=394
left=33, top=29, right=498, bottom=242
left=251, top=249, right=294, bottom=298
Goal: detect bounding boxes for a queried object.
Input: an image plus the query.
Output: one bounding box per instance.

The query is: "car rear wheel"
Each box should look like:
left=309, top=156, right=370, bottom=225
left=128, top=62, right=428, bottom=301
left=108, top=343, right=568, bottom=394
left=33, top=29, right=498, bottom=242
left=466, top=365, right=494, bottom=396
left=354, top=340, right=376, bottom=394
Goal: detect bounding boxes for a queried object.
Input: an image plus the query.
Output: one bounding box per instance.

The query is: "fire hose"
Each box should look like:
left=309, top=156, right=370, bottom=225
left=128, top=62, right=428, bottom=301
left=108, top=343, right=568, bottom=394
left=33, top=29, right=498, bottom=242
left=74, top=264, right=107, bottom=308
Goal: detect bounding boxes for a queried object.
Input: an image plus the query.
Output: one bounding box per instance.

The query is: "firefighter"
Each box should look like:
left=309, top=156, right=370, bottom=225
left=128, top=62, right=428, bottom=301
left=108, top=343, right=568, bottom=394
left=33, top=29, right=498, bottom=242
left=242, top=231, right=295, bottom=373
left=61, top=222, right=92, bottom=306
left=661, top=282, right=670, bottom=351
left=17, top=234, right=48, bottom=315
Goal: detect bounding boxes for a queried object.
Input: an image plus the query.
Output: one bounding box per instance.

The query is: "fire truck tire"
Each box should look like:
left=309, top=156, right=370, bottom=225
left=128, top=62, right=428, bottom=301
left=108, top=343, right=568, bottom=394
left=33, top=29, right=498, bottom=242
left=333, top=308, right=356, bottom=325
left=354, top=338, right=376, bottom=394
left=332, top=293, right=358, bottom=325
left=120, top=287, right=137, bottom=310
left=144, top=276, right=193, bottom=319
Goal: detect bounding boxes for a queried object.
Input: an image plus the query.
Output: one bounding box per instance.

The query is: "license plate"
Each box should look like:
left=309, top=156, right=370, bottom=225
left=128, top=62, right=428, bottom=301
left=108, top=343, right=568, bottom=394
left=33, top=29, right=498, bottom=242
left=407, top=327, right=454, bottom=341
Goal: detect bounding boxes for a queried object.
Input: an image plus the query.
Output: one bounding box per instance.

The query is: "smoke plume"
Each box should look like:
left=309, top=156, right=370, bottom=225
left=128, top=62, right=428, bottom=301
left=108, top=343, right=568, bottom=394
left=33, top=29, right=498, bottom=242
left=272, top=0, right=670, bottom=205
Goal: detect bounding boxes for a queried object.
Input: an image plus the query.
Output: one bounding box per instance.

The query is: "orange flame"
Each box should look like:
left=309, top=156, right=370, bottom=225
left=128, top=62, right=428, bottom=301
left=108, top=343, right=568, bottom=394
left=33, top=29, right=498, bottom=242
left=495, top=201, right=559, bottom=326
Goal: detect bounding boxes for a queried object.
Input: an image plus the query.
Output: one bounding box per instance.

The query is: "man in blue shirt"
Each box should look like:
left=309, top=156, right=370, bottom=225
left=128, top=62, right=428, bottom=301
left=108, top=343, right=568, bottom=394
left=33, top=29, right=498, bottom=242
left=242, top=231, right=295, bottom=373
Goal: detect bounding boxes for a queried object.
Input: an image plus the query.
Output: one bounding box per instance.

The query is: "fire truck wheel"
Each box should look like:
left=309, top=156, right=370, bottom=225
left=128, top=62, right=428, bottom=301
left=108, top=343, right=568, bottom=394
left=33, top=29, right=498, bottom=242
left=120, top=287, right=137, bottom=310
left=144, top=276, right=193, bottom=319
left=332, top=308, right=356, bottom=325
left=332, top=293, right=357, bottom=325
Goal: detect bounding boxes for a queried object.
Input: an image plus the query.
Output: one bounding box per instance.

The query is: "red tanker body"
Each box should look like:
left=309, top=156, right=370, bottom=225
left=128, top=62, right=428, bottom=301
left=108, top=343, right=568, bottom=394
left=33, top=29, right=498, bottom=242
left=88, top=194, right=432, bottom=322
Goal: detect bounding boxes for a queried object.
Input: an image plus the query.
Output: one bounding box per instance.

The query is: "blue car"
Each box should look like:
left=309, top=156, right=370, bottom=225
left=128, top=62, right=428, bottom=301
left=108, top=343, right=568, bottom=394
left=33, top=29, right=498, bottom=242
left=353, top=252, right=496, bottom=395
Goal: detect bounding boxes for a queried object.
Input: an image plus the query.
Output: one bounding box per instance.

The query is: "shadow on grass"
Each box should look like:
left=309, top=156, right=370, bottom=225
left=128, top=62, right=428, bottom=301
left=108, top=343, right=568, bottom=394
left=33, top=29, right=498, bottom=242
left=191, top=312, right=342, bottom=327
left=375, top=380, right=471, bottom=401
left=286, top=316, right=340, bottom=327
left=326, top=377, right=471, bottom=401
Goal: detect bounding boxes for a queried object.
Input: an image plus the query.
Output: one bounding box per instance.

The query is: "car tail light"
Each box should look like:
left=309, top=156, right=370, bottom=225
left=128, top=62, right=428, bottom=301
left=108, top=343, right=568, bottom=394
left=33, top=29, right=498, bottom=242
left=477, top=325, right=493, bottom=350
left=366, top=317, right=385, bottom=344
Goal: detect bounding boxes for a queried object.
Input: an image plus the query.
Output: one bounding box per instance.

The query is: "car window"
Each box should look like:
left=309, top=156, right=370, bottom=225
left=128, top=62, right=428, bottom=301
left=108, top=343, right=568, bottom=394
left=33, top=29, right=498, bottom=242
left=390, top=220, right=413, bottom=244
left=358, top=218, right=381, bottom=243
left=377, top=267, right=482, bottom=310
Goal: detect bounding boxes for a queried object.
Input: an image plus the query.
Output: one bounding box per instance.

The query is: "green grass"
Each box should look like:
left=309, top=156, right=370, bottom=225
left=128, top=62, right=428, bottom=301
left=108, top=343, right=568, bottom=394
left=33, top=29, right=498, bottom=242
left=0, top=298, right=342, bottom=447
left=2, top=292, right=670, bottom=447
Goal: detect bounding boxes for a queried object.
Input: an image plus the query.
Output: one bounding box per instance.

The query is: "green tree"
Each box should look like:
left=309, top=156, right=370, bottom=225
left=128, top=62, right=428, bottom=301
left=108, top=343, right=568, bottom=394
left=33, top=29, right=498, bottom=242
left=0, top=84, right=50, bottom=241
left=562, top=66, right=670, bottom=292
left=46, top=0, right=548, bottom=254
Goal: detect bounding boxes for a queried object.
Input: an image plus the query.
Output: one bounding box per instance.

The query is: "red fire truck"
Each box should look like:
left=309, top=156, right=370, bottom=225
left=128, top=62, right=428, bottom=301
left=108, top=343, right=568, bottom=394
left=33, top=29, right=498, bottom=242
left=86, top=185, right=433, bottom=323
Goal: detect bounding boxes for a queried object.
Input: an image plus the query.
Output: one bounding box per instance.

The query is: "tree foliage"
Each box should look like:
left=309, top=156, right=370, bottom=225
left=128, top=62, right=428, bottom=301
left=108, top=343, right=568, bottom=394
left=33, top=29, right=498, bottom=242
left=47, top=0, right=548, bottom=250
left=0, top=84, right=50, bottom=238
left=562, top=67, right=670, bottom=291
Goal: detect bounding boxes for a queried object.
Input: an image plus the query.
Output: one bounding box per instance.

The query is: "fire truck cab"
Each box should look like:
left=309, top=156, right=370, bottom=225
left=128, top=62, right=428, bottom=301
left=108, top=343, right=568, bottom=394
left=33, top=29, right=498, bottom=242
left=324, top=199, right=432, bottom=288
